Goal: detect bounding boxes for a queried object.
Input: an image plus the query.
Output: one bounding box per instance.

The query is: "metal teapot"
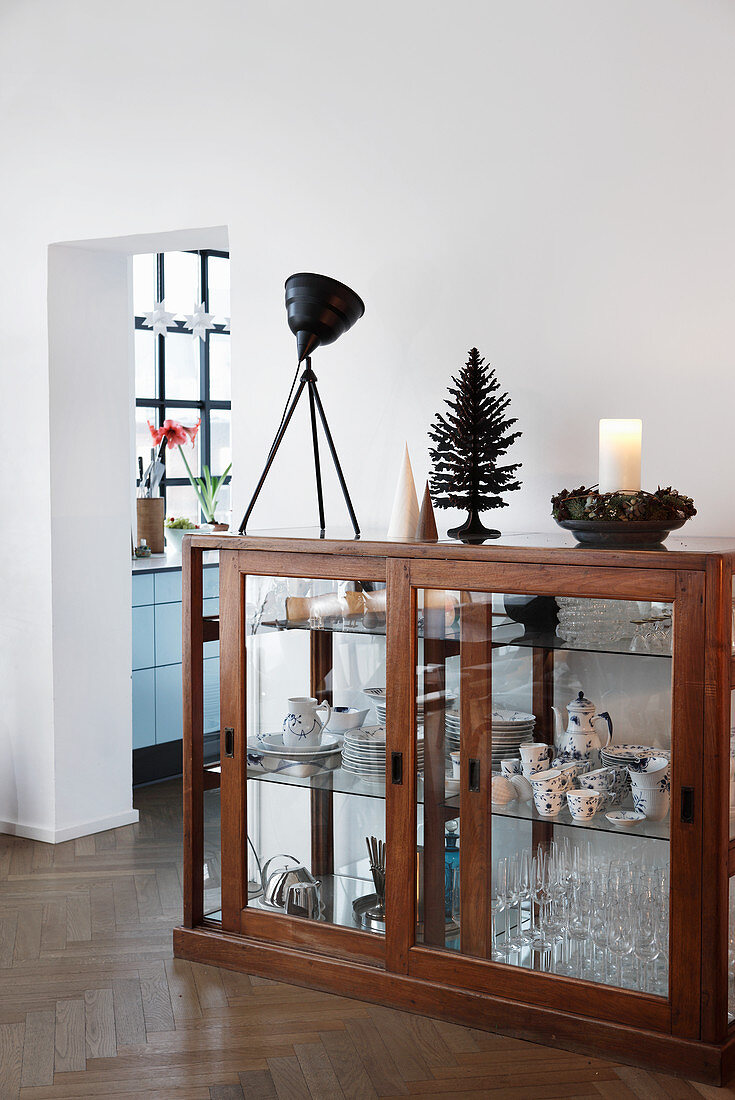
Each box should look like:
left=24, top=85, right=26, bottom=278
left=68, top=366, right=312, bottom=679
left=261, top=854, right=320, bottom=911
left=552, top=690, right=613, bottom=765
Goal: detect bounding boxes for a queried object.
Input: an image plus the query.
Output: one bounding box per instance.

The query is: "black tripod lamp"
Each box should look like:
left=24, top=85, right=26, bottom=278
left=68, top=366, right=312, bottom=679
left=239, top=272, right=365, bottom=536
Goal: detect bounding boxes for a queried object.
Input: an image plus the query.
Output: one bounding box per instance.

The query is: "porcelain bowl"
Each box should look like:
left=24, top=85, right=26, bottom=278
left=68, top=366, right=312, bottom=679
left=566, top=788, right=603, bottom=821
left=325, top=706, right=369, bottom=734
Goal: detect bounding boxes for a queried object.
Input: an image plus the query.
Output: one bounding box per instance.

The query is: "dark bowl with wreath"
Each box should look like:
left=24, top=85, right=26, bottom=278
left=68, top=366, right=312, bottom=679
left=551, top=486, right=696, bottom=548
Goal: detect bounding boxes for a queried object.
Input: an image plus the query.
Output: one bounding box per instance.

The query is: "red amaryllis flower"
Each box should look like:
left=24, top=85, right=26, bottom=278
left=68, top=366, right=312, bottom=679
left=148, top=418, right=200, bottom=448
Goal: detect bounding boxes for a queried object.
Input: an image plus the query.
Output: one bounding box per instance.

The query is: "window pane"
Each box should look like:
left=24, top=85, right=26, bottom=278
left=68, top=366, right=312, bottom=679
left=133, top=253, right=157, bottom=316
left=209, top=333, right=231, bottom=401
left=212, top=482, right=231, bottom=526
left=164, top=333, right=200, bottom=401
left=135, top=329, right=157, bottom=398
left=165, top=484, right=201, bottom=525
left=136, top=406, right=158, bottom=484
left=207, top=255, right=230, bottom=320
left=163, top=251, right=199, bottom=314
left=164, top=407, right=201, bottom=479
left=210, top=409, right=231, bottom=474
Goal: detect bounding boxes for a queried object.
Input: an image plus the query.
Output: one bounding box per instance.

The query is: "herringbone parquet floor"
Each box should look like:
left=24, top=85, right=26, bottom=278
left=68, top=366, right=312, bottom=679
left=0, top=780, right=733, bottom=1100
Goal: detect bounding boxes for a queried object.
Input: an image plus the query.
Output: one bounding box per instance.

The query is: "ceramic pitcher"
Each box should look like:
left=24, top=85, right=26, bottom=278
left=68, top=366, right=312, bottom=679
left=552, top=690, right=613, bottom=768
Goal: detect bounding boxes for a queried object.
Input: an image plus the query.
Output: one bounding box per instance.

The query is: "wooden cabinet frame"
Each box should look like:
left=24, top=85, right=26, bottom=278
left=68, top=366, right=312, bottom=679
left=177, top=533, right=735, bottom=1085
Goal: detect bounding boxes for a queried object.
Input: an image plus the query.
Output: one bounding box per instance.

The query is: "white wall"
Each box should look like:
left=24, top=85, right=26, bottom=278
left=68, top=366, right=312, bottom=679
left=1, top=0, right=734, bottom=836
left=47, top=245, right=138, bottom=840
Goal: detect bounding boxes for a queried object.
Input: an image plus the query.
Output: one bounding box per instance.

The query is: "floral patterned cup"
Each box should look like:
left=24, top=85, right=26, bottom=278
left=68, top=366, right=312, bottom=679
left=529, top=767, right=565, bottom=794
left=566, top=789, right=603, bottom=821
left=533, top=788, right=565, bottom=817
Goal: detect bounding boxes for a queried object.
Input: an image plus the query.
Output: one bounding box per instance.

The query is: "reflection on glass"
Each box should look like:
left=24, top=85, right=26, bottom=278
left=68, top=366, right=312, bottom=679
left=244, top=575, right=387, bottom=935
left=164, top=251, right=199, bottom=313
left=135, top=330, right=157, bottom=399
left=204, top=788, right=222, bottom=919
left=207, top=255, right=230, bottom=320
left=133, top=253, right=156, bottom=316
left=210, top=408, right=231, bottom=473
left=209, top=333, right=231, bottom=401
left=164, top=407, right=201, bottom=479
left=164, top=334, right=200, bottom=401
left=415, top=588, right=672, bottom=995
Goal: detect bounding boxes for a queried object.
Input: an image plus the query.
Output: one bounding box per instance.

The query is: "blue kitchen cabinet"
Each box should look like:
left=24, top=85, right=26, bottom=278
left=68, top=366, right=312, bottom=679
left=133, top=564, right=220, bottom=765
left=154, top=570, right=182, bottom=604
left=154, top=601, right=182, bottom=667
left=132, top=574, right=155, bottom=607
left=132, top=605, right=155, bottom=671
left=132, top=669, right=156, bottom=748
left=155, top=662, right=183, bottom=745
left=203, top=565, right=219, bottom=599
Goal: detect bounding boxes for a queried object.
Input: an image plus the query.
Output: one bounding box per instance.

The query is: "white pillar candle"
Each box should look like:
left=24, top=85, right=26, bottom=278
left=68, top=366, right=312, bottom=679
left=598, top=419, right=642, bottom=494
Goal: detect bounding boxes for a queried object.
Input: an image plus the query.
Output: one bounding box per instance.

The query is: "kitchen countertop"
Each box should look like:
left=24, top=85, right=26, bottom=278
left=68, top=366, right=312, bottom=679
left=132, top=550, right=219, bottom=574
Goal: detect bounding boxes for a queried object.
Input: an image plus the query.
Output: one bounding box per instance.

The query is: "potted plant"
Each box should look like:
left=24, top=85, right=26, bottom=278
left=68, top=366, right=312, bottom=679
left=148, top=418, right=232, bottom=530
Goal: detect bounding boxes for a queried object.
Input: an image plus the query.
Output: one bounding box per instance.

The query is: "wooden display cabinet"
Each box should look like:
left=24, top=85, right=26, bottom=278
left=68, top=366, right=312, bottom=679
left=175, top=531, right=735, bottom=1085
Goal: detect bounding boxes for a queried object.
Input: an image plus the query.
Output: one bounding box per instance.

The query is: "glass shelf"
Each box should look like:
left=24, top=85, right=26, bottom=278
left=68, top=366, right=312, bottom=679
left=251, top=617, right=672, bottom=661
left=239, top=765, right=669, bottom=842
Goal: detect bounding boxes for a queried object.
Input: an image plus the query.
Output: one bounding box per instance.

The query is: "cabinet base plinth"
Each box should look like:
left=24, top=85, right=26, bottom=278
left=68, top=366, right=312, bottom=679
left=173, top=925, right=732, bottom=1086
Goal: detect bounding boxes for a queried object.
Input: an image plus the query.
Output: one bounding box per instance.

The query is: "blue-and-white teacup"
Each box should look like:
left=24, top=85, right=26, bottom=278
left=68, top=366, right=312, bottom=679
left=522, top=759, right=547, bottom=778
left=579, top=767, right=616, bottom=805
left=533, top=788, right=565, bottom=817
left=566, top=788, right=603, bottom=821
left=529, top=767, right=565, bottom=795
left=501, top=759, right=522, bottom=778
left=520, top=742, right=550, bottom=766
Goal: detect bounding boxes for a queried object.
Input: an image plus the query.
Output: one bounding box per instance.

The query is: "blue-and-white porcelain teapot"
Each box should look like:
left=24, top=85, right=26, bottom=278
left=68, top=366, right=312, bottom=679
left=552, top=690, right=613, bottom=767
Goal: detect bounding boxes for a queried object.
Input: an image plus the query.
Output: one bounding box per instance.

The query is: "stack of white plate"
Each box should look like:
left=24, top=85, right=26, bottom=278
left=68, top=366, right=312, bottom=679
left=445, top=708, right=535, bottom=768
left=342, top=726, right=425, bottom=780
left=601, top=744, right=669, bottom=770
left=364, top=686, right=457, bottom=726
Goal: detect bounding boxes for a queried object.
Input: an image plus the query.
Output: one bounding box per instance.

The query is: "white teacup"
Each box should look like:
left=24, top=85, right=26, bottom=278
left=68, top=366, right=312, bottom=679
left=450, top=751, right=461, bottom=779
left=529, top=767, right=565, bottom=794
left=283, top=697, right=332, bottom=748
left=501, top=759, right=522, bottom=778
left=522, top=760, right=546, bottom=778
left=567, top=789, right=603, bottom=821
left=533, top=788, right=565, bottom=817
left=520, top=742, right=550, bottom=765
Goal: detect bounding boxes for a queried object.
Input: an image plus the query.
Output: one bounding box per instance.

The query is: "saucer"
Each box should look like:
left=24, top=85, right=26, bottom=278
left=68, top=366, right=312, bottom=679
left=605, top=810, right=645, bottom=829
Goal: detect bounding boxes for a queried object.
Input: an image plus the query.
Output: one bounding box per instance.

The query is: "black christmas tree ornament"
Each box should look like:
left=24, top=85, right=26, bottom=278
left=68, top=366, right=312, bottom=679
left=428, top=347, right=522, bottom=542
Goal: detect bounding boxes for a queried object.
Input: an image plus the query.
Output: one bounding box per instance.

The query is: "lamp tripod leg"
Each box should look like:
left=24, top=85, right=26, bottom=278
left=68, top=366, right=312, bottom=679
left=239, top=377, right=308, bottom=533
left=307, top=380, right=326, bottom=532
left=310, top=380, right=360, bottom=537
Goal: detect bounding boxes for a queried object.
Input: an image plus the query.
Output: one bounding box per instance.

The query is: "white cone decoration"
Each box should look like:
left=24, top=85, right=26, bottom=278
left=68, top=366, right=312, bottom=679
left=387, top=444, right=420, bottom=539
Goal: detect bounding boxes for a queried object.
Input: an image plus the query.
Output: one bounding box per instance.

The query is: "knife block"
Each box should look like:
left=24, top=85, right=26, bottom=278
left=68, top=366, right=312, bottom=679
left=136, top=498, right=165, bottom=554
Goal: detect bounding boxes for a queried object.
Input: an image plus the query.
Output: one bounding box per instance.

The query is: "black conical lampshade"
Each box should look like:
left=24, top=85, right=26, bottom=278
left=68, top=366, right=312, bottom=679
left=285, top=272, right=365, bottom=362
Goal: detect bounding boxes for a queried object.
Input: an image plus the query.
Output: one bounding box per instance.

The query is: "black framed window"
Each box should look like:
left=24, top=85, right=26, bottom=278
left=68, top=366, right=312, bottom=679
left=133, top=250, right=231, bottom=523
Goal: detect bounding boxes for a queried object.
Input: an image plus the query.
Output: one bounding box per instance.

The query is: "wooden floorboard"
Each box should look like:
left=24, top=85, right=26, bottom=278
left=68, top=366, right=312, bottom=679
left=0, top=779, right=729, bottom=1099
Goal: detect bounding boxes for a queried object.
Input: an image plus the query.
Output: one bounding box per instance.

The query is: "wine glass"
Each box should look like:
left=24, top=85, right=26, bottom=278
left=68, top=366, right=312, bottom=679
left=494, top=857, right=511, bottom=960
left=634, top=900, right=659, bottom=992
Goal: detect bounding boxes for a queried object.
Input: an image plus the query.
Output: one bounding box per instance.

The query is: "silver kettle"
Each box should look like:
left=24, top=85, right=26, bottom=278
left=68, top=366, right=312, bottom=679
left=261, top=854, right=320, bottom=910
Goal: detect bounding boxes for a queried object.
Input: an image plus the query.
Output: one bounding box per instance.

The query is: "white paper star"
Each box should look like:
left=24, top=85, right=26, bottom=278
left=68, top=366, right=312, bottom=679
left=141, top=300, right=178, bottom=337
left=183, top=302, right=217, bottom=341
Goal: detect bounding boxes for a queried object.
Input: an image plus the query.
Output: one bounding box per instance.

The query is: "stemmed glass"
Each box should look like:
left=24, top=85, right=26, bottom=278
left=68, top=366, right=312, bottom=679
left=506, top=856, right=522, bottom=954
left=494, top=857, right=511, bottom=960
left=634, top=901, right=659, bottom=992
